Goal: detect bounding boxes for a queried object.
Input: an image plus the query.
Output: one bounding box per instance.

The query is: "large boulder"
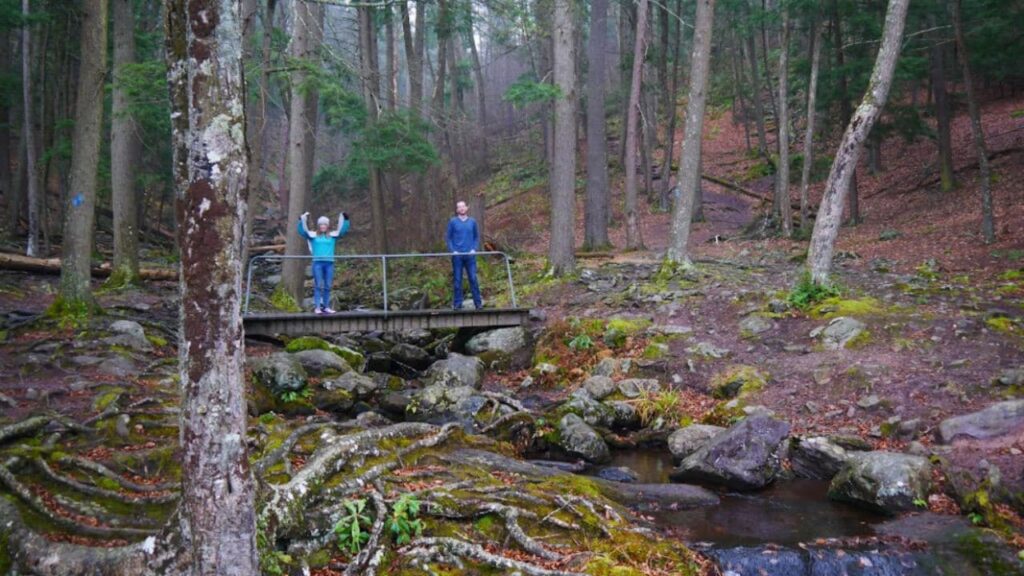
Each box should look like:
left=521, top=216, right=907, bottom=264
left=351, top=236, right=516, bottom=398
left=828, top=452, right=931, bottom=514
left=285, top=336, right=366, bottom=372
left=465, top=327, right=529, bottom=368
left=607, top=401, right=641, bottom=430
left=789, top=436, right=850, bottom=480
left=106, top=320, right=153, bottom=352
left=389, top=343, right=433, bottom=370
left=668, top=424, right=725, bottom=463
left=291, top=349, right=352, bottom=377
left=422, top=353, right=484, bottom=389
left=936, top=400, right=1024, bottom=444
left=617, top=378, right=661, bottom=399
left=557, top=413, right=610, bottom=464
left=409, top=384, right=488, bottom=429
left=670, top=416, right=790, bottom=490
left=324, top=371, right=378, bottom=400
left=250, top=353, right=308, bottom=395
left=738, top=315, right=774, bottom=338
left=811, top=317, right=867, bottom=350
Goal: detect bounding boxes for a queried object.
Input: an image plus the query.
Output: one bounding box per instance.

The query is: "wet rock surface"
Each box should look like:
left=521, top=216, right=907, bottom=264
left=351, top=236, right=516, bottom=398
left=828, top=452, right=931, bottom=514
left=671, top=416, right=791, bottom=490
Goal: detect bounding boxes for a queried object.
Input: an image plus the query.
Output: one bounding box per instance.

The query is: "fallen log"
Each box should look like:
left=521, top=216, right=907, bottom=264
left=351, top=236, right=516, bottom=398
left=0, top=252, right=177, bottom=281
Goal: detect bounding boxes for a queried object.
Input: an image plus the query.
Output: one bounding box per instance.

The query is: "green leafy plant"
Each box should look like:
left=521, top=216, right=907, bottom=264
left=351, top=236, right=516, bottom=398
left=568, top=334, right=594, bottom=351
left=913, top=498, right=927, bottom=509
left=388, top=493, right=424, bottom=545
left=333, top=498, right=372, bottom=554
left=631, top=389, right=690, bottom=428
left=503, top=74, right=562, bottom=108
left=968, top=512, right=985, bottom=526
left=787, top=271, right=840, bottom=310
left=278, top=388, right=312, bottom=404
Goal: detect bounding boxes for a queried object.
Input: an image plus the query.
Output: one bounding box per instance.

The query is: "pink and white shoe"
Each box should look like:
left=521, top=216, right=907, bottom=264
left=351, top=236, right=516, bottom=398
left=323, top=307, right=337, bottom=314
left=314, top=307, right=324, bottom=315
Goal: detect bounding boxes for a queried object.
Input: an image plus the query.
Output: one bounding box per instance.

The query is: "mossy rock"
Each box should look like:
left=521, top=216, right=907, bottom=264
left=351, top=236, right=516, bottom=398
left=702, top=399, right=748, bottom=427
left=603, top=317, right=651, bottom=348
left=285, top=336, right=366, bottom=371
left=710, top=365, right=769, bottom=400
left=811, top=297, right=884, bottom=319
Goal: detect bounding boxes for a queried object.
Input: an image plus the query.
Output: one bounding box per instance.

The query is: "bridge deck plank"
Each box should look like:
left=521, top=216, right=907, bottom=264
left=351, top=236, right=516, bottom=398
left=242, top=308, right=529, bottom=337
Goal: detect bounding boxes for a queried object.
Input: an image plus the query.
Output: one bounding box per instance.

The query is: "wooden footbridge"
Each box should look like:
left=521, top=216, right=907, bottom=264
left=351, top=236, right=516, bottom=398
left=241, top=252, right=529, bottom=337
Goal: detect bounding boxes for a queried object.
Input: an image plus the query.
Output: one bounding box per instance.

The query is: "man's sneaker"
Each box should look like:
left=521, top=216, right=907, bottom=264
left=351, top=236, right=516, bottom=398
left=323, top=307, right=337, bottom=314
left=314, top=307, right=324, bottom=315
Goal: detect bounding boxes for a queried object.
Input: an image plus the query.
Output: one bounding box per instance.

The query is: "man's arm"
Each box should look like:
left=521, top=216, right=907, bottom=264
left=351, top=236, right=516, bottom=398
left=445, top=219, right=456, bottom=253
left=297, top=212, right=315, bottom=239
left=471, top=219, right=479, bottom=253
left=330, top=212, right=350, bottom=238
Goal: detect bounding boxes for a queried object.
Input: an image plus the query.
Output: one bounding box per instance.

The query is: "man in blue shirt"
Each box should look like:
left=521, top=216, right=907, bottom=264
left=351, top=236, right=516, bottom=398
left=297, top=211, right=350, bottom=314
left=445, top=201, right=482, bottom=310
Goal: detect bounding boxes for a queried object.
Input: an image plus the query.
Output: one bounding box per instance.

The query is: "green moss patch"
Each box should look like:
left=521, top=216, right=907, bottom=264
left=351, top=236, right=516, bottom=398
left=269, top=285, right=302, bottom=313
left=810, top=297, right=884, bottom=319
left=710, top=365, right=769, bottom=399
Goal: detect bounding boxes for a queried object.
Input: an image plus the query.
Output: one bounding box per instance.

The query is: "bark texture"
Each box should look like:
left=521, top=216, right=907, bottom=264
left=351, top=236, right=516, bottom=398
left=171, top=0, right=259, bottom=572
left=807, top=0, right=910, bottom=283
left=22, top=0, right=39, bottom=257
left=667, top=0, right=716, bottom=265
left=929, top=12, right=955, bottom=193
left=56, top=0, right=107, bottom=308
left=775, top=6, right=792, bottom=237
left=548, top=0, right=576, bottom=275
left=584, top=0, right=610, bottom=249
left=624, top=0, right=649, bottom=250
left=111, top=0, right=142, bottom=282
left=282, top=1, right=324, bottom=304
left=360, top=5, right=388, bottom=253
left=798, top=18, right=822, bottom=229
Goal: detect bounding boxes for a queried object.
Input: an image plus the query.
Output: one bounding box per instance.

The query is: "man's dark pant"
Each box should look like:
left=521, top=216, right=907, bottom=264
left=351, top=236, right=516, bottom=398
left=452, top=254, right=482, bottom=309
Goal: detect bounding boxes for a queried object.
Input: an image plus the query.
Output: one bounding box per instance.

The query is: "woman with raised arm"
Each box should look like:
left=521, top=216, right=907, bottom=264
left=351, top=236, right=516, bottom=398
left=297, top=211, right=350, bottom=314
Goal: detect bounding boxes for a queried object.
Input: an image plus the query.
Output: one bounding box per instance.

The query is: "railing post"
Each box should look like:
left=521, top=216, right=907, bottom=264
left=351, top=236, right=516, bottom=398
left=503, top=253, right=518, bottom=308
left=243, top=254, right=261, bottom=314
left=381, top=255, right=389, bottom=313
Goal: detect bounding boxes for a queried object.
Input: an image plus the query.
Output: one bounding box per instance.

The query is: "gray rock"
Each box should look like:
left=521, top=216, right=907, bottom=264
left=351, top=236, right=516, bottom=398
left=582, top=375, right=617, bottom=400
left=687, top=341, right=731, bottom=359
left=557, top=413, right=610, bottom=464
left=857, top=394, right=881, bottom=410
left=379, top=390, right=412, bottom=415
left=97, top=356, right=140, bottom=379
left=812, top=317, right=867, bottom=350
left=69, top=355, right=104, bottom=367
left=670, top=416, right=790, bottom=490
left=410, top=384, right=487, bottom=427
left=936, top=400, right=1024, bottom=443
left=311, top=386, right=355, bottom=413
left=251, top=353, right=308, bottom=395
left=107, top=320, right=152, bottom=351
left=607, top=401, right=641, bottom=430
left=668, top=424, right=725, bottom=462
left=465, top=327, right=528, bottom=356
left=767, top=300, right=790, bottom=314
left=617, top=378, right=660, bottom=399
left=115, top=414, right=132, bottom=438
left=595, top=467, right=638, bottom=483
left=828, top=452, right=931, bottom=514
left=324, top=371, right=378, bottom=400
left=423, top=353, right=485, bottom=389
left=739, top=315, right=774, bottom=337
left=560, top=392, right=616, bottom=428
left=292, top=349, right=352, bottom=377
left=607, top=482, right=719, bottom=508
left=389, top=343, right=433, bottom=370
left=790, top=436, right=850, bottom=480
left=651, top=324, right=694, bottom=337
left=592, top=357, right=624, bottom=377
left=995, top=368, right=1024, bottom=387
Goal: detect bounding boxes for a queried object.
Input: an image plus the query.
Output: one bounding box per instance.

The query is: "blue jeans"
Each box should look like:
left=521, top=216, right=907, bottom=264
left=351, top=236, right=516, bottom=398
left=452, top=254, right=482, bottom=309
left=312, top=261, right=334, bottom=309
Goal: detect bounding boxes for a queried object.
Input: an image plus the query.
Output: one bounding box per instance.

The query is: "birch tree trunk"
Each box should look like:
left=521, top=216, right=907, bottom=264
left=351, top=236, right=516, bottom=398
left=798, top=17, right=822, bottom=230
left=548, top=0, right=576, bottom=275
left=807, top=0, right=910, bottom=284
left=165, top=0, right=259, bottom=572
left=22, top=0, right=39, bottom=257
left=55, top=0, right=107, bottom=310
left=667, top=0, right=716, bottom=265
left=282, top=1, right=324, bottom=304
left=949, top=0, right=995, bottom=243
left=110, top=0, right=142, bottom=282
left=624, top=0, right=649, bottom=250
left=776, top=6, right=792, bottom=237
left=584, top=0, right=610, bottom=250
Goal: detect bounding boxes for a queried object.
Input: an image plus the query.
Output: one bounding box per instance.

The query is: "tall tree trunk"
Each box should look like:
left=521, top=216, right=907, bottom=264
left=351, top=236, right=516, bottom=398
left=729, top=26, right=752, bottom=153
left=624, top=0, right=649, bottom=250
left=667, top=0, right=716, bottom=265
left=164, top=0, right=259, bottom=572
left=807, top=0, right=910, bottom=284
left=0, top=30, right=11, bottom=239
left=548, top=0, right=576, bottom=275
left=282, top=1, right=324, bottom=305
left=831, top=0, right=859, bottom=225
left=659, top=0, right=684, bottom=209
left=949, top=0, right=994, bottom=243
left=55, top=0, right=107, bottom=310
left=360, top=5, right=387, bottom=253
left=799, top=17, right=822, bottom=230
left=21, top=0, right=39, bottom=257
left=929, top=12, right=955, bottom=193
left=584, top=0, right=610, bottom=249
left=110, top=0, right=141, bottom=281
left=401, top=0, right=427, bottom=243
left=466, top=7, right=489, bottom=168
left=776, top=5, right=792, bottom=237
left=744, top=14, right=768, bottom=157
left=386, top=7, right=397, bottom=111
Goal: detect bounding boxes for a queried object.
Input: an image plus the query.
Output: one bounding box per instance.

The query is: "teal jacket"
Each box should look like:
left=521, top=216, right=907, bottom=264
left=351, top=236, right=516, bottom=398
left=297, top=215, right=350, bottom=262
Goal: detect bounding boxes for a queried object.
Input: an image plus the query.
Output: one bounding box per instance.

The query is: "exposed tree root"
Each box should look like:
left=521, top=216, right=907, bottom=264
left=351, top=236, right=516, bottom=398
left=402, top=537, right=585, bottom=576
left=478, top=390, right=528, bottom=413
left=479, top=409, right=535, bottom=434
left=252, top=420, right=344, bottom=476
left=34, top=458, right=178, bottom=504
left=57, top=455, right=177, bottom=493
left=0, top=415, right=52, bottom=445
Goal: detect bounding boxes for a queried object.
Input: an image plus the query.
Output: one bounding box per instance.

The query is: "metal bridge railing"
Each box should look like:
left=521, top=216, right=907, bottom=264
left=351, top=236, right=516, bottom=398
left=244, top=251, right=518, bottom=314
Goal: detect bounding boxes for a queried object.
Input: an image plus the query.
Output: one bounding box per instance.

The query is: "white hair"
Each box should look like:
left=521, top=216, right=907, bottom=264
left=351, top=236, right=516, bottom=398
left=317, top=216, right=330, bottom=226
